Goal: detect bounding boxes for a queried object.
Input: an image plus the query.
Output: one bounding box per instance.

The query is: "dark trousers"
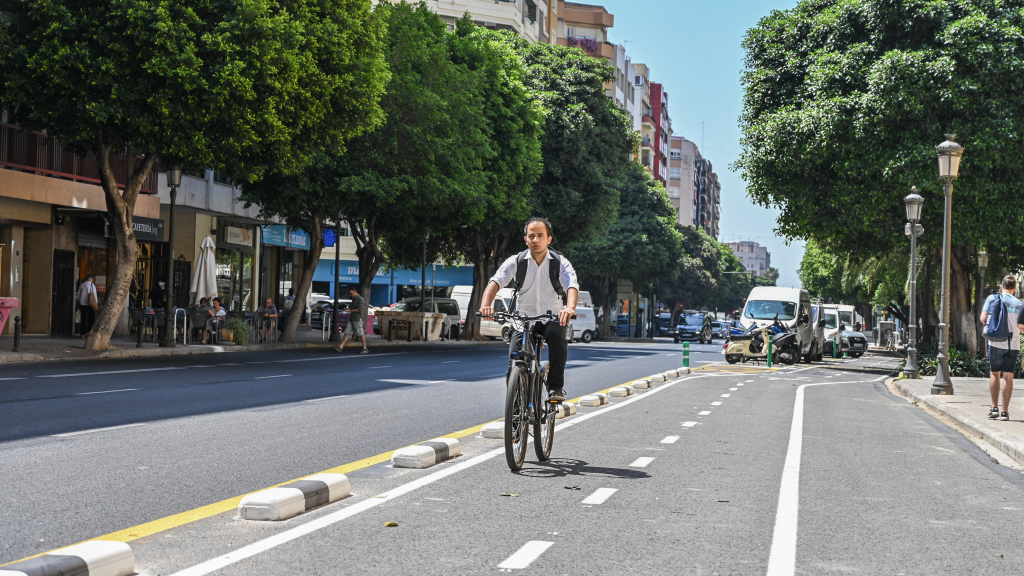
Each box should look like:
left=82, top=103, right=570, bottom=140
left=509, top=321, right=568, bottom=388
left=79, top=305, right=95, bottom=336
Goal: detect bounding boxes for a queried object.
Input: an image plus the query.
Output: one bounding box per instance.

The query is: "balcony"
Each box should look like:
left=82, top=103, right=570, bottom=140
left=1, top=122, right=159, bottom=193
left=641, top=137, right=653, bottom=148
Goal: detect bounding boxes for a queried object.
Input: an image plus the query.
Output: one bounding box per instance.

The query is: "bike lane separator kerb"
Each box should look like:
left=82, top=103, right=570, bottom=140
left=391, top=438, right=461, bottom=469
left=163, top=374, right=708, bottom=576
left=0, top=541, right=134, bottom=576
left=237, top=474, right=351, bottom=522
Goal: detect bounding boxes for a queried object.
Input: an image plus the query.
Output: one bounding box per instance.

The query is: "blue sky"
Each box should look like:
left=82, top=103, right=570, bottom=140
left=592, top=0, right=805, bottom=288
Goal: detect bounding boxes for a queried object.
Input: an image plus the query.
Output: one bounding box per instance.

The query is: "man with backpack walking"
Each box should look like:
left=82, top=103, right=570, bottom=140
left=479, top=217, right=579, bottom=402
left=981, top=275, right=1024, bottom=421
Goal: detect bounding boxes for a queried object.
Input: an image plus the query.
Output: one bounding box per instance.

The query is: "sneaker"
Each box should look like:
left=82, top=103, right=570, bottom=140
left=333, top=345, right=345, bottom=353
left=360, top=348, right=369, bottom=354
left=1001, top=411, right=1010, bottom=421
left=547, top=388, right=566, bottom=402
left=989, top=406, right=1001, bottom=419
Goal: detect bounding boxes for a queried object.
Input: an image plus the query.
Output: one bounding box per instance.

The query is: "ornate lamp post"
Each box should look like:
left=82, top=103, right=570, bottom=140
left=977, top=250, right=989, bottom=348
left=329, top=220, right=343, bottom=343
left=160, top=166, right=182, bottom=348
left=931, top=135, right=964, bottom=395
left=902, top=187, right=924, bottom=378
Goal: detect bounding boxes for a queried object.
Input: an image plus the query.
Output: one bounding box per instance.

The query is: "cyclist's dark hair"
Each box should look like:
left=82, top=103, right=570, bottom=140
left=524, top=217, right=552, bottom=236
left=1003, top=275, right=1017, bottom=291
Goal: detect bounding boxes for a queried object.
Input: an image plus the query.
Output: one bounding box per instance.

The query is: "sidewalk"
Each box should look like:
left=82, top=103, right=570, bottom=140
left=894, top=376, right=1024, bottom=466
left=0, top=329, right=505, bottom=363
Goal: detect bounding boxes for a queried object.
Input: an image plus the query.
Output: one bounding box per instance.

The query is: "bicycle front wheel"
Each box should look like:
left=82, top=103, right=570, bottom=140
left=533, top=372, right=554, bottom=461
left=504, top=367, right=528, bottom=471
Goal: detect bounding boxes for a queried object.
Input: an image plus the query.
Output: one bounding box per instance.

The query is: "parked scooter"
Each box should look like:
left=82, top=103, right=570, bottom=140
left=723, top=315, right=801, bottom=365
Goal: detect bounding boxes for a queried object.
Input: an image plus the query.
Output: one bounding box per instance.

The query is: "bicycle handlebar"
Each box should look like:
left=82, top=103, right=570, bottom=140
left=475, top=310, right=577, bottom=323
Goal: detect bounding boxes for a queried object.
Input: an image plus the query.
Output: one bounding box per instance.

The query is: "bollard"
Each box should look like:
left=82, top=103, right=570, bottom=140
left=12, top=316, right=21, bottom=353
left=833, top=335, right=838, bottom=358
left=406, top=320, right=412, bottom=343
left=387, top=319, right=394, bottom=342
left=682, top=341, right=690, bottom=369
left=136, top=317, right=145, bottom=349
left=423, top=320, right=428, bottom=342
left=766, top=334, right=773, bottom=368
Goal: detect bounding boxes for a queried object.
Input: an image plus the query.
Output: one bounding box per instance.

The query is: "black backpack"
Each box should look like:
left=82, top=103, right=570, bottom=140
left=510, top=249, right=567, bottom=310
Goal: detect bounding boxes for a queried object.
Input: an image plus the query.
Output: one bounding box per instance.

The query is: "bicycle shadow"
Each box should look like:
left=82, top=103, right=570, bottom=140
left=513, top=457, right=650, bottom=480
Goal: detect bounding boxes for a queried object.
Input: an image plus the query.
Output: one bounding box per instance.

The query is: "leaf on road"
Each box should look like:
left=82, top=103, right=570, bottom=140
left=384, top=522, right=398, bottom=527
left=565, top=486, right=581, bottom=490
left=500, top=493, right=519, bottom=497
left=718, top=500, right=730, bottom=503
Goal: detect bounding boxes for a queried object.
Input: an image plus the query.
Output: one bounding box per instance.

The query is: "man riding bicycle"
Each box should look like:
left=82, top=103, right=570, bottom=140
left=480, top=217, right=579, bottom=402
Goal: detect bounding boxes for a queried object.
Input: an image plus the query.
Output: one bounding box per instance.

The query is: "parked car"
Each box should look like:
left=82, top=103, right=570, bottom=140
left=310, top=299, right=352, bottom=331
left=675, top=313, right=713, bottom=343
left=393, top=298, right=462, bottom=339
left=711, top=321, right=728, bottom=339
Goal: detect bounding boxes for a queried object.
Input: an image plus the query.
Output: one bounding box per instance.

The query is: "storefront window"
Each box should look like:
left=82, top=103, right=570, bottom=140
left=216, top=250, right=254, bottom=312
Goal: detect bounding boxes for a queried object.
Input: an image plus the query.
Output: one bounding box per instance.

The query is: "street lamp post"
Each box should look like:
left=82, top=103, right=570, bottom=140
left=329, top=219, right=342, bottom=343
left=977, top=250, right=989, bottom=351
left=903, top=187, right=924, bottom=378
left=160, top=166, right=182, bottom=348
left=931, top=134, right=964, bottom=395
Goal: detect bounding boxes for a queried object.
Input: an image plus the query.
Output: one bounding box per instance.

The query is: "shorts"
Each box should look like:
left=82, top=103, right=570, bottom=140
left=988, top=345, right=1019, bottom=374
left=345, top=317, right=365, bottom=337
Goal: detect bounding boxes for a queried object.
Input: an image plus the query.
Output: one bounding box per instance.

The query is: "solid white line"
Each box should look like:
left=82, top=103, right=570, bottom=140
left=305, top=395, right=348, bottom=402
left=219, top=363, right=243, bottom=366
left=661, top=435, right=679, bottom=444
left=272, top=352, right=406, bottom=363
left=254, top=375, right=291, bottom=380
left=37, top=367, right=183, bottom=378
left=366, top=366, right=393, bottom=369
left=441, top=361, right=460, bottom=364
left=711, top=401, right=722, bottom=406
left=682, top=421, right=697, bottom=428
left=498, top=541, right=554, bottom=570
left=787, top=366, right=814, bottom=374
left=0, top=377, right=27, bottom=380
left=698, top=411, right=711, bottom=416
left=582, top=487, right=618, bottom=505
left=77, top=388, right=138, bottom=395
left=629, top=457, right=655, bottom=468
left=766, top=381, right=860, bottom=576
left=873, top=374, right=889, bottom=381
left=167, top=373, right=713, bottom=576
left=53, top=423, right=145, bottom=437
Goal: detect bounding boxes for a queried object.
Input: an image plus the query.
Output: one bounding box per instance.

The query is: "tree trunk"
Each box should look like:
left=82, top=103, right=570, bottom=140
left=593, top=276, right=612, bottom=337
left=949, top=245, right=977, bottom=356
left=350, top=216, right=385, bottom=304
left=84, top=141, right=157, bottom=350
left=279, top=219, right=324, bottom=343
left=462, top=229, right=514, bottom=341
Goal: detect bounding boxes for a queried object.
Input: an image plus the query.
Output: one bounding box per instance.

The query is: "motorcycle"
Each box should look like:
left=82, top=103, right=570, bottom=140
left=723, top=315, right=800, bottom=365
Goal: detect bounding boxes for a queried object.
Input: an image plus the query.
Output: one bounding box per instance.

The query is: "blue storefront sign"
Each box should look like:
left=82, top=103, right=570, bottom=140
left=262, top=225, right=310, bottom=250
left=313, top=261, right=474, bottom=287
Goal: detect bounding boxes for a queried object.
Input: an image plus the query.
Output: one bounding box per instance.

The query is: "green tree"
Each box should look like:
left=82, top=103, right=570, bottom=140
left=569, top=164, right=682, bottom=337
left=659, top=227, right=726, bottom=324
left=1, top=0, right=387, bottom=349
left=737, top=0, right=1024, bottom=349
left=331, top=2, right=492, bottom=299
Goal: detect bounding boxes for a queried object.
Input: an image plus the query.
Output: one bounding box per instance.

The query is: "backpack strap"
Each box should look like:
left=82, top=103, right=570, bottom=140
left=510, top=250, right=530, bottom=311
left=547, top=249, right=567, bottom=306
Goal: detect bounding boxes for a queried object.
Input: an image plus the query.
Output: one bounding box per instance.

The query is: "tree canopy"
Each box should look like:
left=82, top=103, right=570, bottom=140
left=0, top=0, right=387, bottom=348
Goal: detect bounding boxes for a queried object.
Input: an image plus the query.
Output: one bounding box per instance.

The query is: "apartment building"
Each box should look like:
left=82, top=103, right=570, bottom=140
left=649, top=83, right=671, bottom=186
left=555, top=1, right=615, bottom=59
left=669, top=136, right=696, bottom=227
left=726, top=241, right=771, bottom=277
left=694, top=151, right=720, bottom=239
left=406, top=0, right=556, bottom=44
left=605, top=44, right=636, bottom=126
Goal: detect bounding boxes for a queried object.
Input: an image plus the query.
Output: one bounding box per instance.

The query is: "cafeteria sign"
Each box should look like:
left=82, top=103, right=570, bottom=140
left=262, top=225, right=310, bottom=250
left=132, top=216, right=164, bottom=242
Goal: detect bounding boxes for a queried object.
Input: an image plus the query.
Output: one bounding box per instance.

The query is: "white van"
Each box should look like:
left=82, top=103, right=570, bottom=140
left=452, top=285, right=594, bottom=342
left=741, top=286, right=816, bottom=360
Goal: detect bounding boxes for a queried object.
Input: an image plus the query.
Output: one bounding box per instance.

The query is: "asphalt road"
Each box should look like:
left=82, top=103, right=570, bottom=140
left=4, top=343, right=1024, bottom=575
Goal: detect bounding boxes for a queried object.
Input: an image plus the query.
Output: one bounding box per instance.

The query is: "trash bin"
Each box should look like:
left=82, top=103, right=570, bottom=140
left=0, top=297, right=18, bottom=334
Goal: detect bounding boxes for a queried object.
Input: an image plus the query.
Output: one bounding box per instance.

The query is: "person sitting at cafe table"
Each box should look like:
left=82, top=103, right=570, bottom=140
left=201, top=297, right=225, bottom=344
left=257, top=297, right=278, bottom=341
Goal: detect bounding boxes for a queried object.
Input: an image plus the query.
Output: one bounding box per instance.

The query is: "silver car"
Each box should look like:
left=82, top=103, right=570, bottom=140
left=711, top=321, right=728, bottom=339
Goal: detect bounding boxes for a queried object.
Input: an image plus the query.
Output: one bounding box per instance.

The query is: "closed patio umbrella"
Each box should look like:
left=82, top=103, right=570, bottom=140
left=190, top=235, right=218, bottom=305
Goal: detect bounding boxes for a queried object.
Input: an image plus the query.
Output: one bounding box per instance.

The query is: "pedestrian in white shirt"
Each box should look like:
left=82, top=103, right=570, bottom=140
left=78, top=275, right=98, bottom=338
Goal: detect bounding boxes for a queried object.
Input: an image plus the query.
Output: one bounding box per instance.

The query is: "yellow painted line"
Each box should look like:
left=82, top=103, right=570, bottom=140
left=4, top=373, right=671, bottom=567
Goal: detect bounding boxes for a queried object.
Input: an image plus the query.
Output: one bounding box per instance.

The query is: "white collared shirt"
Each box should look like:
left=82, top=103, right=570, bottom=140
left=490, top=250, right=579, bottom=321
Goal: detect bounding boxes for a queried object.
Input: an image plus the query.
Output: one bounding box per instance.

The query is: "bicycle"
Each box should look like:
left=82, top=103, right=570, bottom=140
left=478, top=309, right=573, bottom=471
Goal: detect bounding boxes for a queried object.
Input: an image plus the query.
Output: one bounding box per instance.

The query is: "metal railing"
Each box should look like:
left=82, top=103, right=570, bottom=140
left=0, top=122, right=159, bottom=193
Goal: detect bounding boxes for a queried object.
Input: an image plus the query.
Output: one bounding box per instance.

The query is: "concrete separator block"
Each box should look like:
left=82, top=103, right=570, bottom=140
left=579, top=393, right=610, bottom=407
left=480, top=422, right=504, bottom=439
left=0, top=541, right=134, bottom=576
left=632, top=379, right=652, bottom=389
left=609, top=386, right=634, bottom=397
left=665, top=369, right=680, bottom=378
left=556, top=402, right=577, bottom=419
left=678, top=367, right=691, bottom=374
left=650, top=373, right=666, bottom=382
left=238, top=473, right=350, bottom=521
left=392, top=437, right=461, bottom=469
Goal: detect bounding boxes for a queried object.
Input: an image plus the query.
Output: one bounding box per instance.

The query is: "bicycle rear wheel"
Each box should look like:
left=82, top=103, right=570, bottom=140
left=504, top=367, right=528, bottom=470
left=533, top=372, right=554, bottom=461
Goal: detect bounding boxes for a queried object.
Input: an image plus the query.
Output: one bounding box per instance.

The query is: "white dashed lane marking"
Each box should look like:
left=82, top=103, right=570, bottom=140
left=498, top=541, right=554, bottom=570
left=582, top=488, right=618, bottom=505
left=254, top=375, right=292, bottom=380
left=712, top=401, right=722, bottom=406
left=661, top=436, right=679, bottom=444
left=682, top=421, right=697, bottom=428
left=730, top=387, right=738, bottom=391
left=629, top=457, right=655, bottom=468
left=698, top=411, right=711, bottom=416
left=721, top=394, right=731, bottom=397
left=77, top=388, right=138, bottom=395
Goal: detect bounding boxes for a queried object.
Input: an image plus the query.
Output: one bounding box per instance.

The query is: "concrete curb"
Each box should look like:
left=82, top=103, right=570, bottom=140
left=609, top=386, right=634, bottom=398
left=579, top=393, right=610, bottom=407
left=892, top=377, right=1024, bottom=466
left=631, top=379, right=652, bottom=390
left=238, top=473, right=350, bottom=521
left=0, top=540, right=133, bottom=576
left=556, top=402, right=577, bottom=419
left=392, top=438, right=461, bottom=469
left=0, top=352, right=47, bottom=363
left=480, top=422, right=504, bottom=439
